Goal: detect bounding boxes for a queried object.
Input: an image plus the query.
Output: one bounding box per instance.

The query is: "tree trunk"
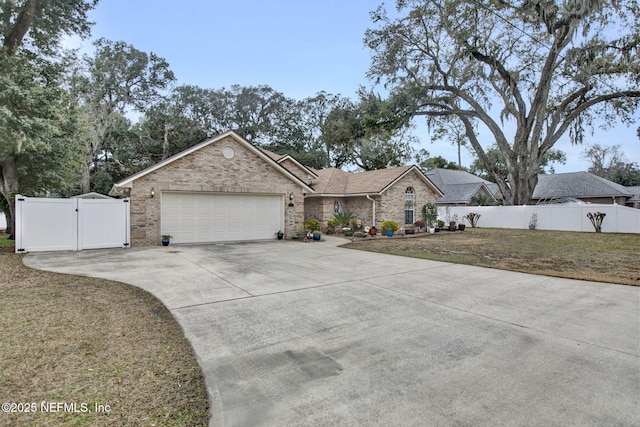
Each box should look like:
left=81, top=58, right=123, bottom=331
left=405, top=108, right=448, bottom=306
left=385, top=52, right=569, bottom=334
left=162, top=124, right=170, bottom=159
left=81, top=152, right=92, bottom=194
left=1, top=155, right=20, bottom=238
left=3, top=0, right=37, bottom=55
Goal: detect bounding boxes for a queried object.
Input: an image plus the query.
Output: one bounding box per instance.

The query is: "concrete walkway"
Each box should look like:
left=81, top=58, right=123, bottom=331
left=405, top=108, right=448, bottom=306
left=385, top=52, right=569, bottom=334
left=24, top=236, right=640, bottom=426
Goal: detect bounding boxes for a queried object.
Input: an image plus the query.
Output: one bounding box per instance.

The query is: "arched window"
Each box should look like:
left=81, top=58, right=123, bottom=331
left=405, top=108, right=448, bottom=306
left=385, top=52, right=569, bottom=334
left=405, top=187, right=415, bottom=225
left=334, top=200, right=341, bottom=214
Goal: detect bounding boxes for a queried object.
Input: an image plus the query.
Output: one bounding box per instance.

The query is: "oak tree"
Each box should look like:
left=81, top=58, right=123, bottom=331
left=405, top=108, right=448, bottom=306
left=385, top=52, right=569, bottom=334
left=0, top=0, right=98, bottom=232
left=365, top=0, right=640, bottom=204
left=72, top=38, right=175, bottom=192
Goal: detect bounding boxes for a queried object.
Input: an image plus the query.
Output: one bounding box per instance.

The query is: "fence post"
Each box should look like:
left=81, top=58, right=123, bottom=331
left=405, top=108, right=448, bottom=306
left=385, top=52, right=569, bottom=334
left=15, top=195, right=24, bottom=253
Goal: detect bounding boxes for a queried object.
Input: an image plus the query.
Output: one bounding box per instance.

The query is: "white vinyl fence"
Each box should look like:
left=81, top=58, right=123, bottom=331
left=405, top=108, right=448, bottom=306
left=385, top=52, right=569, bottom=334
left=15, top=195, right=130, bottom=253
left=440, top=204, right=640, bottom=234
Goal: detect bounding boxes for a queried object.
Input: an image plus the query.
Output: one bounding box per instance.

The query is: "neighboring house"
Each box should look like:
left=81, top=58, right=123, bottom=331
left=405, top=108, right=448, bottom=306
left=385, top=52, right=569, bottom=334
left=625, top=186, right=640, bottom=209
left=110, top=131, right=313, bottom=246
left=109, top=131, right=444, bottom=246
left=425, top=168, right=501, bottom=206
left=531, top=172, right=634, bottom=205
left=304, top=166, right=444, bottom=230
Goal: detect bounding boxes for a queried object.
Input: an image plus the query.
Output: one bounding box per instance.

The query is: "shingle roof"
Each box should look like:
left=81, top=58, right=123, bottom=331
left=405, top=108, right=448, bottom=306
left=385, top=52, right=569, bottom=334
left=424, top=168, right=500, bottom=204
left=436, top=183, right=487, bottom=204
left=258, top=148, right=318, bottom=180
left=310, top=166, right=441, bottom=195
left=531, top=172, right=632, bottom=199
left=259, top=148, right=285, bottom=162
left=626, top=186, right=640, bottom=202
left=426, top=168, right=499, bottom=190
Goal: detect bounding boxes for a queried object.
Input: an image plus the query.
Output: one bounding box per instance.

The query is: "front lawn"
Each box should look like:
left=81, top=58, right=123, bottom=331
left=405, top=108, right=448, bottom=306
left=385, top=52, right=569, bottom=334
left=0, top=238, right=209, bottom=426
left=342, top=228, right=640, bottom=286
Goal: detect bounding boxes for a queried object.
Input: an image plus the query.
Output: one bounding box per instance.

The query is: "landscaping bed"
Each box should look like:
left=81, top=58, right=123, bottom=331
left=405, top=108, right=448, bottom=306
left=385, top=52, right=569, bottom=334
left=342, top=228, right=640, bottom=286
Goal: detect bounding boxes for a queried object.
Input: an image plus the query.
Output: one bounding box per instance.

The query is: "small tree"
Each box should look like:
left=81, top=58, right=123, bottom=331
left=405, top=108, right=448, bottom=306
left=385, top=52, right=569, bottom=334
left=587, top=212, right=606, bottom=233
left=464, top=213, right=481, bottom=228
left=422, top=202, right=438, bottom=228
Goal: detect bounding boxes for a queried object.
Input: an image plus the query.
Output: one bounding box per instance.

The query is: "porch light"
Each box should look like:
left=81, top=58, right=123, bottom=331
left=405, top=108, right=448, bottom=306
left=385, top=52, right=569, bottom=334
left=150, top=188, right=155, bottom=198
left=289, top=192, right=294, bottom=201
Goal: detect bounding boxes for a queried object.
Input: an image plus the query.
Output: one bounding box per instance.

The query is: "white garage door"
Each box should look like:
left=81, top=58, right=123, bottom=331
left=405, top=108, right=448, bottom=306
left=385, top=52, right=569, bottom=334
left=161, top=192, right=283, bottom=243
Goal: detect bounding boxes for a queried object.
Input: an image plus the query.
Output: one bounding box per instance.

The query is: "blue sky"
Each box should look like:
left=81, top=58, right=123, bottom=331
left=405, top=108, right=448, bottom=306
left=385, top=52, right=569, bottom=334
left=69, top=0, right=638, bottom=173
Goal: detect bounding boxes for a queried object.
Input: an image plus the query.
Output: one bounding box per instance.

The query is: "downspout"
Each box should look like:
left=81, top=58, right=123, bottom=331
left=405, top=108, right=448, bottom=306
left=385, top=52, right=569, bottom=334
left=366, top=194, right=376, bottom=226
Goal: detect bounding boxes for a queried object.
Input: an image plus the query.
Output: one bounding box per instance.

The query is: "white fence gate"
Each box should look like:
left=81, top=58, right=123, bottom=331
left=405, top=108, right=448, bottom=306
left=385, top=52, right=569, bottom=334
left=440, top=204, right=640, bottom=234
left=15, top=195, right=130, bottom=253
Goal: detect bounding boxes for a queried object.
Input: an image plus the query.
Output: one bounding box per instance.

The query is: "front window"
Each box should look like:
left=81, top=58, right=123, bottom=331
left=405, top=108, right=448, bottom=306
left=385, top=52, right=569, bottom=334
left=405, top=187, right=415, bottom=225
left=334, top=200, right=340, bottom=214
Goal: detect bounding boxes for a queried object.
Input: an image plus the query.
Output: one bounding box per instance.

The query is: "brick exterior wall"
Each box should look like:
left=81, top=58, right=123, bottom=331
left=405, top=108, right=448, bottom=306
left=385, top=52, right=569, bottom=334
left=127, top=136, right=305, bottom=246
left=581, top=196, right=629, bottom=205
left=377, top=171, right=438, bottom=227
left=304, top=170, right=439, bottom=231
left=304, top=196, right=380, bottom=229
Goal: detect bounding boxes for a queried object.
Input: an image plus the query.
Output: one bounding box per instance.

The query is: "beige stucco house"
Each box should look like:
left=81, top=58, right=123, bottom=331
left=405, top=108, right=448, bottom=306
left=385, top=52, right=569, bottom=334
left=110, top=131, right=443, bottom=246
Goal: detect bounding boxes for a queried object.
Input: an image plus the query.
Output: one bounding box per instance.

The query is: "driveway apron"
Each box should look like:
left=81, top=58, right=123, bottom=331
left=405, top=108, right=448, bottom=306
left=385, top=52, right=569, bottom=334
left=24, top=237, right=640, bottom=426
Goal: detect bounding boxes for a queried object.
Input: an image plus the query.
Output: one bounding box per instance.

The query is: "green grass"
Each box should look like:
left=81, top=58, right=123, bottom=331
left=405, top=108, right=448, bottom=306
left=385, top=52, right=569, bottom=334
left=342, top=228, right=640, bottom=286
left=0, top=241, right=209, bottom=426
left=0, top=235, right=14, bottom=247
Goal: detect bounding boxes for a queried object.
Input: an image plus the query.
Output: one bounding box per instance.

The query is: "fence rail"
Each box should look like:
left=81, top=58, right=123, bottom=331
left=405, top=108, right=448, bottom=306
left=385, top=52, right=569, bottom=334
left=440, top=204, right=640, bottom=234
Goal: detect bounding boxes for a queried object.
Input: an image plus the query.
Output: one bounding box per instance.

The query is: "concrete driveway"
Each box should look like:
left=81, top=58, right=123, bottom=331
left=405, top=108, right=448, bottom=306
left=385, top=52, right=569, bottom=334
left=24, top=237, right=639, bottom=426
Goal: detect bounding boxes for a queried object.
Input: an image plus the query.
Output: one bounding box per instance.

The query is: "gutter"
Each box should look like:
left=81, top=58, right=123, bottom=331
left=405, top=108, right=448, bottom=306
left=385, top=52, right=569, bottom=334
left=366, top=194, right=377, bottom=226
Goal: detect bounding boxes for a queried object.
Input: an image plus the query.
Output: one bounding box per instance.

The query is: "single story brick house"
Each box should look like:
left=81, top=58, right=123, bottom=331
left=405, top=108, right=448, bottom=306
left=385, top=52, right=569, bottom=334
left=304, top=166, right=443, bottom=230
left=110, top=131, right=312, bottom=246
left=110, top=131, right=443, bottom=246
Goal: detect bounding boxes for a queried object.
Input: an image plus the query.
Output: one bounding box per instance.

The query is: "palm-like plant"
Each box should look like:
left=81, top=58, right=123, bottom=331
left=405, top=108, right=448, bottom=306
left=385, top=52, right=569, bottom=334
left=334, top=211, right=355, bottom=228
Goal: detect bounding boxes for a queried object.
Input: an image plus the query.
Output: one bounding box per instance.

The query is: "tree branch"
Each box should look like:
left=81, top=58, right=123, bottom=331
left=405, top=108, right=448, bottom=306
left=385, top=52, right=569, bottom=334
left=544, top=90, right=640, bottom=152
left=3, top=0, right=37, bottom=56
left=468, top=48, right=526, bottom=118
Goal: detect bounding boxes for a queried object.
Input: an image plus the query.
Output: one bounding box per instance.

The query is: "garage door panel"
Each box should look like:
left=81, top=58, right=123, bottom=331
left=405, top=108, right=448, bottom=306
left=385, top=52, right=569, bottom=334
left=162, top=193, right=283, bottom=243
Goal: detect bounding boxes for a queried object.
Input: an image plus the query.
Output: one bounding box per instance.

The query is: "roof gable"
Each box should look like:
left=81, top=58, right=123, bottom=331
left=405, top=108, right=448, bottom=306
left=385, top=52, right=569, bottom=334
left=111, top=131, right=313, bottom=192
left=436, top=183, right=496, bottom=204
left=425, top=168, right=500, bottom=203
left=259, top=148, right=318, bottom=181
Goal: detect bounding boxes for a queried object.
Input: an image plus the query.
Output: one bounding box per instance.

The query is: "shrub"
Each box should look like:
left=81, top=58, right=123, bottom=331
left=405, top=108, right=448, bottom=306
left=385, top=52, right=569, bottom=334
left=304, top=219, right=321, bottom=232
left=380, top=220, right=400, bottom=233
left=587, top=212, right=606, bottom=233
left=414, top=220, right=426, bottom=229
left=464, top=212, right=481, bottom=228
left=326, top=218, right=339, bottom=232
